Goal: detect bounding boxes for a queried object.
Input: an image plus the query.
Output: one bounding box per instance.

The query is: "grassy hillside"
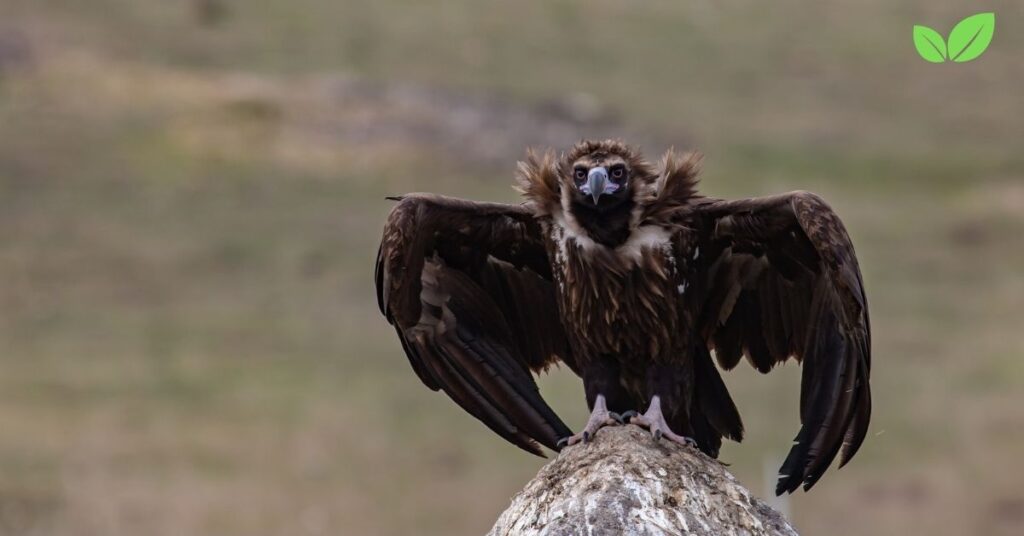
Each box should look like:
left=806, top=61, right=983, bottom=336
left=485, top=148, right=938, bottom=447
left=0, top=1, right=1022, bottom=535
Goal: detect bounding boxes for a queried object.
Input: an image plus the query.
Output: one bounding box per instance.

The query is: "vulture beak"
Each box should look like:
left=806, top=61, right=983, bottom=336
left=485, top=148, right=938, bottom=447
left=585, top=167, right=609, bottom=204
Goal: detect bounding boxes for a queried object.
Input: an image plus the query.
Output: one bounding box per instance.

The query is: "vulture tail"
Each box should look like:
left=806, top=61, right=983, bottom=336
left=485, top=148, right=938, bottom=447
left=691, top=342, right=745, bottom=457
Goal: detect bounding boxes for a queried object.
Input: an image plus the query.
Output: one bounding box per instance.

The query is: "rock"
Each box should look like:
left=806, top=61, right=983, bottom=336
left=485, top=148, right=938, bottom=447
left=487, top=426, right=797, bottom=536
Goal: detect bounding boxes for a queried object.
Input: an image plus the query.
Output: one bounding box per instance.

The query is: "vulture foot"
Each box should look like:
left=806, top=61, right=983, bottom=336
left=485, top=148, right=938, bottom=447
left=557, top=394, right=621, bottom=448
left=627, top=396, right=698, bottom=448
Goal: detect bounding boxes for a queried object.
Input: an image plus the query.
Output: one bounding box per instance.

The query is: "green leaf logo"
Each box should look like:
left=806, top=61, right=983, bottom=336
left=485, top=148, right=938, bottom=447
left=913, top=12, right=995, bottom=63
left=948, top=13, right=995, bottom=62
left=913, top=25, right=947, bottom=63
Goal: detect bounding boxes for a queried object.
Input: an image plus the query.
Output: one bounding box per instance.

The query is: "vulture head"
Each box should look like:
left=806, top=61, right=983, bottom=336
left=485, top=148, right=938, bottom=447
left=559, top=140, right=655, bottom=213
left=517, top=139, right=699, bottom=247
left=558, top=140, right=658, bottom=246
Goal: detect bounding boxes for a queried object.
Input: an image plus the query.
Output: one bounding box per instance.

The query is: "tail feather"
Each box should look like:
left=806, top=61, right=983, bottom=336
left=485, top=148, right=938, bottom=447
left=694, top=344, right=744, bottom=443
left=689, top=411, right=723, bottom=458
left=681, top=344, right=744, bottom=458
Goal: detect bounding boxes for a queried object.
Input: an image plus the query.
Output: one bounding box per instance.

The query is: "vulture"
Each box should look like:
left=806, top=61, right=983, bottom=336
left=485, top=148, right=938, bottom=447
left=375, top=140, right=871, bottom=494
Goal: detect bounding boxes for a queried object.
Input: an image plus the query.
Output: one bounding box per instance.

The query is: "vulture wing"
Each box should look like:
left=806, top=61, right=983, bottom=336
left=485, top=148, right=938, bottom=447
left=375, top=194, right=573, bottom=455
left=692, top=191, right=871, bottom=494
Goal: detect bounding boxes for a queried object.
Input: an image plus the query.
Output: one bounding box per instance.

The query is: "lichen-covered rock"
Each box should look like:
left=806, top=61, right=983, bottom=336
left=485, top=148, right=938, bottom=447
left=487, top=426, right=797, bottom=536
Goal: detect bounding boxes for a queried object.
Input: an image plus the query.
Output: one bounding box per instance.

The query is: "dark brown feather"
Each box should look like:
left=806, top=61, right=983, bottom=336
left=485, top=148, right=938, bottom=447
left=638, top=149, right=703, bottom=225
left=515, top=149, right=561, bottom=217
left=375, top=194, right=573, bottom=454
left=692, top=191, right=871, bottom=494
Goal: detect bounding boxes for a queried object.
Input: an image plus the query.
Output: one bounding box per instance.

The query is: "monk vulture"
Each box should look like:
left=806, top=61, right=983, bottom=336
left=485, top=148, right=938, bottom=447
left=375, top=140, right=871, bottom=494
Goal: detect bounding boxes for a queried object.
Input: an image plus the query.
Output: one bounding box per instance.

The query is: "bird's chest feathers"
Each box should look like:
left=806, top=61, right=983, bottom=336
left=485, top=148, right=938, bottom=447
left=548, top=217, right=689, bottom=357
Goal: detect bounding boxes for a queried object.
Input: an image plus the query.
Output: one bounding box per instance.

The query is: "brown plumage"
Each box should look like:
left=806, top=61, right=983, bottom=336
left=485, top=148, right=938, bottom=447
left=375, top=139, right=871, bottom=494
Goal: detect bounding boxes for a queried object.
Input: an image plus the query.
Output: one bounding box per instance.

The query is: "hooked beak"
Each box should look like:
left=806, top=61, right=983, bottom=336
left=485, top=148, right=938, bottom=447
left=584, top=167, right=609, bottom=204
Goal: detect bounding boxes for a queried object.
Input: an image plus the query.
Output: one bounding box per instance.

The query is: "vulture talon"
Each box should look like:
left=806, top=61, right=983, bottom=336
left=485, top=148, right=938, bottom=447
left=559, top=394, right=619, bottom=447
left=609, top=412, right=627, bottom=425
left=629, top=396, right=700, bottom=449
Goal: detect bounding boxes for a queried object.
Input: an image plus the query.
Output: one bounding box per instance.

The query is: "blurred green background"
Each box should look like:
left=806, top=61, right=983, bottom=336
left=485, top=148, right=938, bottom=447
left=1, top=1, right=1022, bottom=535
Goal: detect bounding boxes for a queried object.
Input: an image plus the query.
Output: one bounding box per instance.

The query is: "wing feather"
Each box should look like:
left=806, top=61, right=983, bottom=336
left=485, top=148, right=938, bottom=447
left=694, top=191, right=871, bottom=494
left=375, top=194, right=573, bottom=454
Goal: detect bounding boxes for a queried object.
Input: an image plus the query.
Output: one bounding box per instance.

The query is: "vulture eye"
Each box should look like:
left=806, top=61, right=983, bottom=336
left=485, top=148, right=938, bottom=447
left=611, top=166, right=625, bottom=180
left=574, top=168, right=587, bottom=183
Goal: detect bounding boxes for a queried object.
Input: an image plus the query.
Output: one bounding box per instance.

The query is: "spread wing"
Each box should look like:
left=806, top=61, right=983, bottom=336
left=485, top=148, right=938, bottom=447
left=692, top=191, right=871, bottom=494
left=375, top=193, right=574, bottom=455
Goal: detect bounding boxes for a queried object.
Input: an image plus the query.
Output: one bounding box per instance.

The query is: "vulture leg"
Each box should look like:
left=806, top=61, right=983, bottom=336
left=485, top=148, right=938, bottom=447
left=557, top=394, right=622, bottom=447
left=628, top=396, right=698, bottom=448
left=558, top=355, right=633, bottom=448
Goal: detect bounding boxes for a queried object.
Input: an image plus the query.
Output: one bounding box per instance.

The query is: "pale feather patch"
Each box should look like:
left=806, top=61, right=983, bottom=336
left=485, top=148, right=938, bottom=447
left=549, top=223, right=568, bottom=293
left=552, top=209, right=673, bottom=270
left=615, top=225, right=672, bottom=264
left=554, top=177, right=672, bottom=267
left=665, top=251, right=678, bottom=275
left=554, top=195, right=600, bottom=254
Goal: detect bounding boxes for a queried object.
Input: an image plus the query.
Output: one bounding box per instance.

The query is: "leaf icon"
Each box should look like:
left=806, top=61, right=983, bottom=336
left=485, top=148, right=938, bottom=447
left=947, top=12, right=995, bottom=62
left=913, top=25, right=947, bottom=62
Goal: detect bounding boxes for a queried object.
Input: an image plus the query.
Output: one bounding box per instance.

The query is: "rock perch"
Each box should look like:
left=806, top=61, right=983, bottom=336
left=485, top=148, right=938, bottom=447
left=487, top=426, right=798, bottom=536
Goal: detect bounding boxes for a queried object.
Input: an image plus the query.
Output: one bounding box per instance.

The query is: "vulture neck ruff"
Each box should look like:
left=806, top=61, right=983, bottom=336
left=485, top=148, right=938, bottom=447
left=552, top=199, right=671, bottom=266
